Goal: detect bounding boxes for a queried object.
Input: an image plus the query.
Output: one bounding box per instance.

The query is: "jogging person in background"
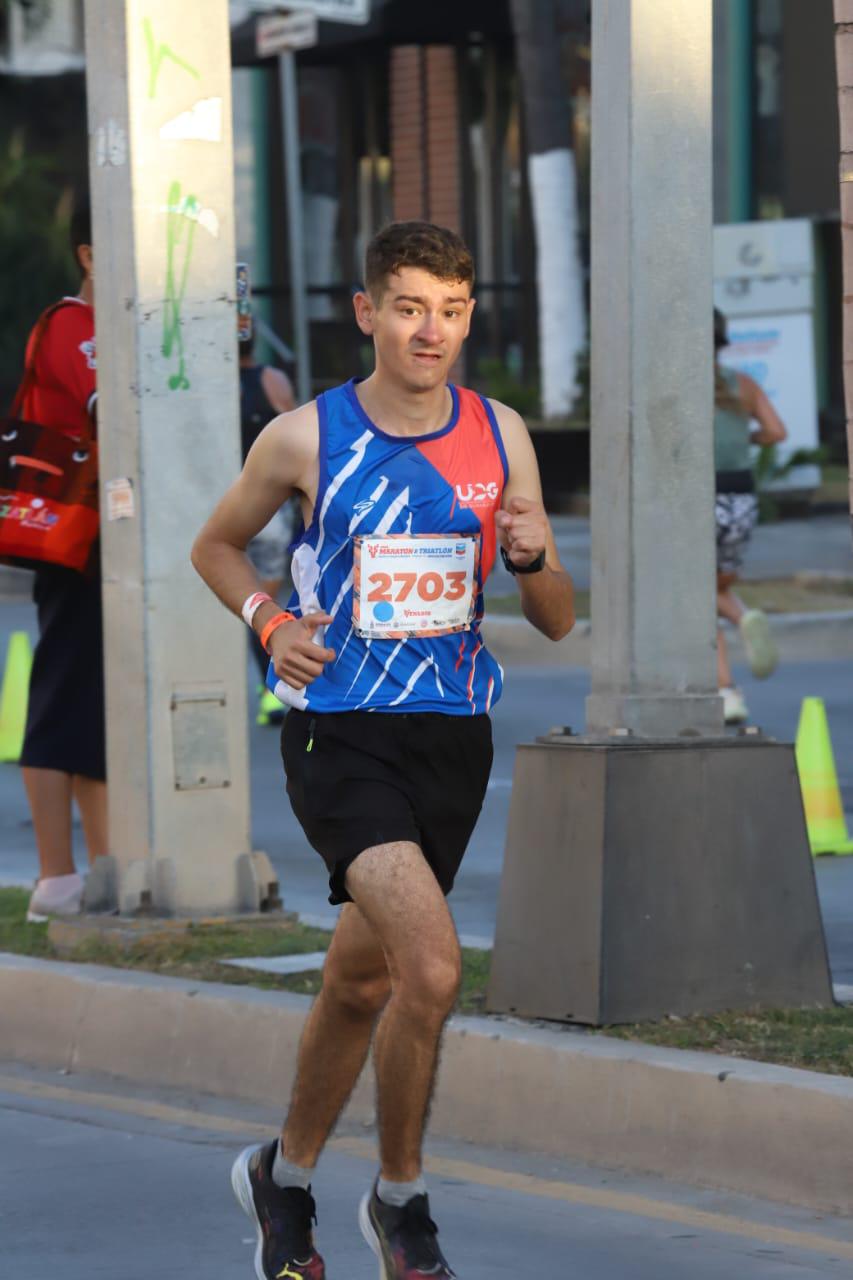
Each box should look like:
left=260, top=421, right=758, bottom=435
left=192, top=221, right=575, bottom=1280
left=713, top=309, right=787, bottom=723
left=239, top=329, right=297, bottom=725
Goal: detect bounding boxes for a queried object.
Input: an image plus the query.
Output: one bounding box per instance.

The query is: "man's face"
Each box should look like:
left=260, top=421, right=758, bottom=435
left=354, top=268, right=475, bottom=391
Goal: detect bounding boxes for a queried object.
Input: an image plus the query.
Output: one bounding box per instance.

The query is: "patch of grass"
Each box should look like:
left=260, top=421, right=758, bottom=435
left=487, top=589, right=590, bottom=618
left=0, top=887, right=52, bottom=958
left=605, top=1006, right=853, bottom=1077
left=4, top=889, right=851, bottom=1073
left=0, top=889, right=490, bottom=1013
left=486, top=576, right=853, bottom=620
left=738, top=577, right=853, bottom=614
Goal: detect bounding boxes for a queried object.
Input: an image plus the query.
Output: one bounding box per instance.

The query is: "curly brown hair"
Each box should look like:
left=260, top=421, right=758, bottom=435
left=364, top=221, right=474, bottom=300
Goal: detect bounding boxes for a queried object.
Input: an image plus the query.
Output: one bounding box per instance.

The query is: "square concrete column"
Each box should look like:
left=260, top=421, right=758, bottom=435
left=586, top=0, right=723, bottom=737
left=488, top=736, right=833, bottom=1024
left=84, top=1, right=252, bottom=914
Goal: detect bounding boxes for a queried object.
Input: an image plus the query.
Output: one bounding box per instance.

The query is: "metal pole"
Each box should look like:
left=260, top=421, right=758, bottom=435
left=278, top=49, right=312, bottom=405
left=84, top=0, right=251, bottom=914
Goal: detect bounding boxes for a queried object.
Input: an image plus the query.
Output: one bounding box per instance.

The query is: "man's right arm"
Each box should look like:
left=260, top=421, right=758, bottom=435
left=191, top=403, right=335, bottom=690
left=191, top=402, right=314, bottom=616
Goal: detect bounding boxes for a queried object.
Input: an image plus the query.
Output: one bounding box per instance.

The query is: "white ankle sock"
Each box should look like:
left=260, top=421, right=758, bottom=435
left=377, top=1175, right=427, bottom=1207
left=272, top=1140, right=314, bottom=1191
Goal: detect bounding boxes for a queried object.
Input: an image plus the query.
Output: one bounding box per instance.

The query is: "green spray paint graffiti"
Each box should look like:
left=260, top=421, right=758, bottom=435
left=162, top=181, right=199, bottom=391
left=143, top=17, right=201, bottom=99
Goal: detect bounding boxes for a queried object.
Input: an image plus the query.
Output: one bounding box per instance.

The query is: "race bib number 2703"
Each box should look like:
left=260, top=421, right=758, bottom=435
left=352, top=533, right=480, bottom=639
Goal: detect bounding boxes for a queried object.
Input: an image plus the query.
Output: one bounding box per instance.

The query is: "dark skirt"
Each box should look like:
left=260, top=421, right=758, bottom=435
left=19, top=563, right=106, bottom=780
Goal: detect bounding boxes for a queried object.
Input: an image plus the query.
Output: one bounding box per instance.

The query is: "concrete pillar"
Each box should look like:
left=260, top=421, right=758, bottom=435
left=489, top=0, right=832, bottom=1025
left=84, top=0, right=252, bottom=914
left=586, top=0, right=723, bottom=737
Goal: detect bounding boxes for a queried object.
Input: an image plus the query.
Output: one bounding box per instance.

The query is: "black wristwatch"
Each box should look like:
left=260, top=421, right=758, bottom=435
left=501, top=546, right=546, bottom=576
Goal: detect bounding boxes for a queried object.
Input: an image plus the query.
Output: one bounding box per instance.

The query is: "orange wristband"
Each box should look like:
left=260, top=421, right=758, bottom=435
left=260, top=610, right=296, bottom=654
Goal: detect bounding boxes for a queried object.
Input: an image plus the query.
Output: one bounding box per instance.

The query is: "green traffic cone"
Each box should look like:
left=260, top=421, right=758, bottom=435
left=0, top=631, right=33, bottom=763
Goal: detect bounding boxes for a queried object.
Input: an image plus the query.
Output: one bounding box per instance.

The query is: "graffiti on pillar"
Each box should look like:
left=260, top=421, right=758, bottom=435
left=143, top=17, right=201, bottom=99
left=162, top=181, right=199, bottom=390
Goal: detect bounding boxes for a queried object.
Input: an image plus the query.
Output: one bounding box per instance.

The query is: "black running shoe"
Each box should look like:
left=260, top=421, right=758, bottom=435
left=231, top=1141, right=325, bottom=1280
left=359, top=1183, right=457, bottom=1278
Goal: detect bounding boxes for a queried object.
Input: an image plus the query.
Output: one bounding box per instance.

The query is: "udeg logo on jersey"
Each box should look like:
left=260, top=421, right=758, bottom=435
left=455, top=480, right=499, bottom=506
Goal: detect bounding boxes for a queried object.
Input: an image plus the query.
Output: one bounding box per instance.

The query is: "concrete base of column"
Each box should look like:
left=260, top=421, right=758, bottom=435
left=585, top=692, right=724, bottom=738
left=487, top=736, right=833, bottom=1025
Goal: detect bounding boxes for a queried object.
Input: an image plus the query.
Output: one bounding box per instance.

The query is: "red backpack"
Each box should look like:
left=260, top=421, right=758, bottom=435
left=0, top=302, right=99, bottom=573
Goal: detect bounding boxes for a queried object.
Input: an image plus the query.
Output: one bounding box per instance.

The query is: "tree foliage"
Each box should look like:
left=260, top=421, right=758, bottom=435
left=0, top=127, right=77, bottom=404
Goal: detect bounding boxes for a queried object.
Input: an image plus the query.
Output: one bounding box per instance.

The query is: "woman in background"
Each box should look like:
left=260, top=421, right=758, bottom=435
left=20, top=202, right=107, bottom=919
left=713, top=308, right=787, bottom=724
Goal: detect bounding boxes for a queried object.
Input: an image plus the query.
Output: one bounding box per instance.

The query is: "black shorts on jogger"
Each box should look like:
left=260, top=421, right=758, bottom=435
left=280, top=709, right=493, bottom=905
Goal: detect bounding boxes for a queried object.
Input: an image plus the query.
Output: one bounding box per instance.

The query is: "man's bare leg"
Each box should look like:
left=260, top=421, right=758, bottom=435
left=346, top=842, right=461, bottom=1182
left=282, top=901, right=391, bottom=1166
left=281, top=842, right=459, bottom=1182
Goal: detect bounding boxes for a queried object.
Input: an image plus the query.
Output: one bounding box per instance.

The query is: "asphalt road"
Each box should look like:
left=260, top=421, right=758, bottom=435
left=3, top=1063, right=853, bottom=1280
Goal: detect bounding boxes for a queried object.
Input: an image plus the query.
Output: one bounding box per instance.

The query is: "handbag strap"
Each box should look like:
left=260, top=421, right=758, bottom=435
left=8, top=300, right=86, bottom=421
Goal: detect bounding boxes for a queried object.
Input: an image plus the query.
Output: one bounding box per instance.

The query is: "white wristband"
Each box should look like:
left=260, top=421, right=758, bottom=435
left=241, top=591, right=273, bottom=628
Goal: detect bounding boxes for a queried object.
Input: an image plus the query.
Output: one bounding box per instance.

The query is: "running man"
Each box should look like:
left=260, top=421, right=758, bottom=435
left=192, top=221, right=575, bottom=1279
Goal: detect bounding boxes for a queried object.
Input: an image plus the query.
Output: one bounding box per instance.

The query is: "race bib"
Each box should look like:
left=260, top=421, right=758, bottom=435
left=353, top=533, right=480, bottom=639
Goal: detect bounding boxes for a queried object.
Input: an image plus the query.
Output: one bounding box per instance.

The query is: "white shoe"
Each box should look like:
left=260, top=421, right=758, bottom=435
left=739, top=609, right=778, bottom=679
left=721, top=686, right=748, bottom=725
left=27, top=873, right=84, bottom=923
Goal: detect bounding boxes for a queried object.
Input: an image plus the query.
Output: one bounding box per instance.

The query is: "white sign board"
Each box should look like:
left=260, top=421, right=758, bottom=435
left=714, top=219, right=821, bottom=490
left=718, top=314, right=821, bottom=490
left=287, top=0, right=369, bottom=20
left=241, top=0, right=370, bottom=25
left=718, top=314, right=817, bottom=454
left=256, top=12, right=318, bottom=56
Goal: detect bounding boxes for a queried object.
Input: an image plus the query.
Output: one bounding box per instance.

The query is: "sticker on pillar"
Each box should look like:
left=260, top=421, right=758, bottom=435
left=95, top=119, right=128, bottom=168
left=105, top=477, right=135, bottom=521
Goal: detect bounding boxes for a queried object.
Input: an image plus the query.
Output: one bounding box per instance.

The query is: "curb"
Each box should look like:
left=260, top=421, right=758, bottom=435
left=3, top=953, right=853, bottom=1215
left=484, top=610, right=853, bottom=667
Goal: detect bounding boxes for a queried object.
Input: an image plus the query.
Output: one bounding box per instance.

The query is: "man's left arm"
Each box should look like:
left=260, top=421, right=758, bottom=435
left=491, top=401, right=575, bottom=642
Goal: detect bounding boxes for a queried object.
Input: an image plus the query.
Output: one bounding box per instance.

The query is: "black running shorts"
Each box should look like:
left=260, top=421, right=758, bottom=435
left=281, top=709, right=493, bottom=905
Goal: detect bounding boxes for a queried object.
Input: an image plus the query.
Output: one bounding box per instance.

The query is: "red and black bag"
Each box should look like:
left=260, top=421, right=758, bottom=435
left=0, top=301, right=99, bottom=573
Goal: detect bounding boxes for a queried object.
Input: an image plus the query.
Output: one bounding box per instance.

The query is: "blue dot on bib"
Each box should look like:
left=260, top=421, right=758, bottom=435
left=372, top=601, right=394, bottom=623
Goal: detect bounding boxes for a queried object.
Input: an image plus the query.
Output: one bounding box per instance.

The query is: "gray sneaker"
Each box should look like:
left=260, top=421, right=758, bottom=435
left=739, top=609, right=778, bottom=679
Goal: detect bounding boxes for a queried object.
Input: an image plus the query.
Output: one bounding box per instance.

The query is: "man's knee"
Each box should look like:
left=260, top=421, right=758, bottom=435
left=397, top=952, right=462, bottom=1021
left=324, top=960, right=391, bottom=1019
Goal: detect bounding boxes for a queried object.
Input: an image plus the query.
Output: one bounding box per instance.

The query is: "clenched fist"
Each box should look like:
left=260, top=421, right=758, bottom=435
left=495, top=496, right=548, bottom=569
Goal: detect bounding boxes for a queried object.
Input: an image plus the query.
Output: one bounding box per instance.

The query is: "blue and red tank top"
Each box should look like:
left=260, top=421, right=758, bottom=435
left=268, top=378, right=507, bottom=715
